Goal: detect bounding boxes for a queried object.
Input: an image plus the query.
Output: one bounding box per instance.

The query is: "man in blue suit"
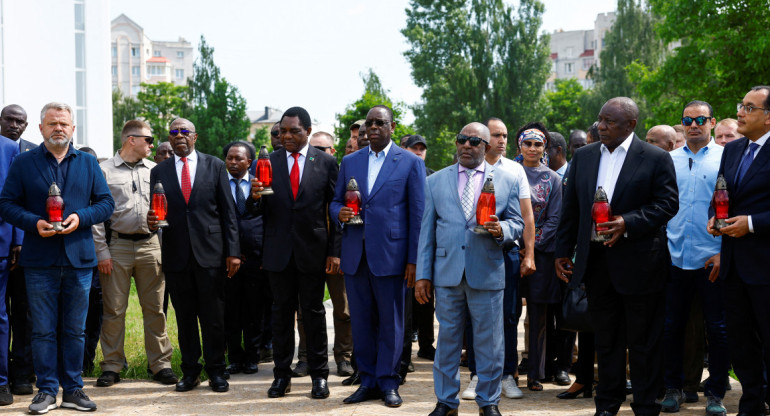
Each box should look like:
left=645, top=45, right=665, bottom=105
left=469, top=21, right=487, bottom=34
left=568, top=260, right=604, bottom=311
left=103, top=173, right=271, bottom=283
left=416, top=122, right=524, bottom=416
left=330, top=105, right=425, bottom=408
left=0, top=102, right=113, bottom=414
left=708, top=85, right=770, bottom=416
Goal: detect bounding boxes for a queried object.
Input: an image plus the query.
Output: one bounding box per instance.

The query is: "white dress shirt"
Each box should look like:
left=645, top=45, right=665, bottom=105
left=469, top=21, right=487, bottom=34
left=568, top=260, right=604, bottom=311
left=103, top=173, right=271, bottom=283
left=596, top=132, right=635, bottom=202
left=174, top=150, right=198, bottom=189
left=286, top=143, right=309, bottom=184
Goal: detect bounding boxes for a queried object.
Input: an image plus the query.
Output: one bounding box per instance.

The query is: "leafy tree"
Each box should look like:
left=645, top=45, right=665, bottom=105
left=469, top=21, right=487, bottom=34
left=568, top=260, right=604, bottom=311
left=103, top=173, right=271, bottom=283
left=629, top=0, right=770, bottom=126
left=545, top=79, right=592, bottom=137
left=136, top=82, right=190, bottom=140
left=333, top=69, right=415, bottom=162
left=252, top=125, right=271, bottom=149
left=402, top=0, right=551, bottom=169
left=112, top=88, right=141, bottom=152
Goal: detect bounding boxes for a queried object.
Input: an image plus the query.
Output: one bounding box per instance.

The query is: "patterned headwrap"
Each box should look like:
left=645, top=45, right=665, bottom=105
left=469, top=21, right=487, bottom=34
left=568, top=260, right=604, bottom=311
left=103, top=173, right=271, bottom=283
left=514, top=128, right=549, bottom=166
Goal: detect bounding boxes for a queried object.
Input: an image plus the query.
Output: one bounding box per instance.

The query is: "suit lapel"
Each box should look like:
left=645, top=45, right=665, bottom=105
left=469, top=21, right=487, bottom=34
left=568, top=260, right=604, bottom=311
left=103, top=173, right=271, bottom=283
left=31, top=147, right=53, bottom=186
left=271, top=149, right=293, bottom=205
left=295, top=146, right=319, bottom=201
left=724, top=137, right=746, bottom=190
left=190, top=151, right=206, bottom=203
left=368, top=144, right=399, bottom=200
left=737, top=138, right=769, bottom=191
left=162, top=157, right=184, bottom=204
left=584, top=144, right=601, bottom=196
left=61, top=151, right=82, bottom=198
left=445, top=164, right=464, bottom=219
left=610, top=137, right=643, bottom=206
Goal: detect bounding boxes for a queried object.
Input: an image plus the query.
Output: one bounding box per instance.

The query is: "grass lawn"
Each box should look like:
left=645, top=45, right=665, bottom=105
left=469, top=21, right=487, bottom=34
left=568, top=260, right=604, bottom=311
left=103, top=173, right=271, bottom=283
left=87, top=280, right=331, bottom=380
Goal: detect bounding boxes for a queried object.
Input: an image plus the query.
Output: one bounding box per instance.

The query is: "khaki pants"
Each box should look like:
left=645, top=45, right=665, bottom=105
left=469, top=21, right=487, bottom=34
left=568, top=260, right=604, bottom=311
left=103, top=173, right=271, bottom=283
left=99, top=234, right=172, bottom=373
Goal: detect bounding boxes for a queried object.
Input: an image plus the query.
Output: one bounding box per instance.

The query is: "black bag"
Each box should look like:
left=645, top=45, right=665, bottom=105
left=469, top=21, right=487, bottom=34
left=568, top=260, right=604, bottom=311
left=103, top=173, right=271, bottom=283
left=556, top=282, right=592, bottom=333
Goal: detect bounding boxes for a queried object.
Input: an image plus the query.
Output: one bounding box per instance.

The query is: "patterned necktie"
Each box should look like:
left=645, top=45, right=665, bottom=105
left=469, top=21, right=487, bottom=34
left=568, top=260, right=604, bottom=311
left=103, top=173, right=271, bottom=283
left=181, top=156, right=191, bottom=204
left=233, top=179, right=246, bottom=216
left=461, top=169, right=476, bottom=220
left=735, top=142, right=759, bottom=185
left=290, top=153, right=300, bottom=200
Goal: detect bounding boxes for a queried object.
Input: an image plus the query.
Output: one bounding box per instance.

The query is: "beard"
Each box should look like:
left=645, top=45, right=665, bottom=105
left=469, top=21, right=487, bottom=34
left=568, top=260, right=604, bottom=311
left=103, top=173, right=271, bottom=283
left=46, top=134, right=71, bottom=150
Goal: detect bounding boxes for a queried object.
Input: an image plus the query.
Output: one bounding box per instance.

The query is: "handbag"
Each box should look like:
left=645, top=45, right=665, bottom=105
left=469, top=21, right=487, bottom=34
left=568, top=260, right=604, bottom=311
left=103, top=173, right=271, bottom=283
left=556, top=281, right=593, bottom=333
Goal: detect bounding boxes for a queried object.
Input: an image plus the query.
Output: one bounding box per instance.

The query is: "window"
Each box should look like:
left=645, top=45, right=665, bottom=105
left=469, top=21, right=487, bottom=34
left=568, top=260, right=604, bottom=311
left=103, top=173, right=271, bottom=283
left=131, top=85, right=141, bottom=96
left=147, top=65, right=166, bottom=76
left=74, top=3, right=85, bottom=30
left=75, top=33, right=85, bottom=69
left=565, top=62, right=574, bottom=73
left=177, top=51, right=184, bottom=58
left=175, top=69, right=184, bottom=79
left=131, top=66, right=140, bottom=76
left=131, top=47, right=138, bottom=57
left=583, top=58, right=593, bottom=70
left=111, top=66, right=117, bottom=76
left=153, top=50, right=161, bottom=57
left=111, top=46, right=117, bottom=57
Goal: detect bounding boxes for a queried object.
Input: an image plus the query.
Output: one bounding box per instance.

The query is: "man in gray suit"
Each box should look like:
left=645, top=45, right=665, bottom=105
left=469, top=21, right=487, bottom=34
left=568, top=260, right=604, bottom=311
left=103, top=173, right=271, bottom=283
left=416, top=122, right=525, bottom=416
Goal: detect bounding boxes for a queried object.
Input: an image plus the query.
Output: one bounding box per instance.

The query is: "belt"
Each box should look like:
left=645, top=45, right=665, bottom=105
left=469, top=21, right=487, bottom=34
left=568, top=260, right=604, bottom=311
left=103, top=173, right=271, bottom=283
left=117, top=232, right=156, bottom=241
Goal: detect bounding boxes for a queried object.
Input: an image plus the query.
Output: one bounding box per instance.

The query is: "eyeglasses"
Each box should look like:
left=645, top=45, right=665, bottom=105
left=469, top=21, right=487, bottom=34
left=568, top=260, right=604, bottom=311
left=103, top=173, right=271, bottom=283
left=169, top=129, right=194, bottom=136
left=364, top=119, right=389, bottom=127
left=130, top=135, right=154, bottom=145
left=313, top=145, right=332, bottom=151
left=682, top=116, right=712, bottom=126
left=737, top=103, right=770, bottom=114
left=270, top=130, right=280, bottom=137
left=456, top=134, right=487, bottom=146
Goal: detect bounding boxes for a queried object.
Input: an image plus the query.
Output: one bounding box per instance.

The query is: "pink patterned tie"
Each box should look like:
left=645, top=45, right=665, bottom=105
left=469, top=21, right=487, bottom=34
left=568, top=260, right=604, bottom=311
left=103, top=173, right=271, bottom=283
left=181, top=157, right=191, bottom=204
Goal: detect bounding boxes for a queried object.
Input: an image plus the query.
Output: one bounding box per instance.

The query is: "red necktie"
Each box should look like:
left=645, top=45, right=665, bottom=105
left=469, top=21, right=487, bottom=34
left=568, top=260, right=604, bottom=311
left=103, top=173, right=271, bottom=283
left=181, top=156, right=191, bottom=204
left=290, top=153, right=300, bottom=200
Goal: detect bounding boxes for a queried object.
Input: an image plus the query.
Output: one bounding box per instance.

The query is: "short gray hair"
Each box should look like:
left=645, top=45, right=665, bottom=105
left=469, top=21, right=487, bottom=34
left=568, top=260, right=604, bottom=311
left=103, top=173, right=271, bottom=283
left=40, top=102, right=73, bottom=123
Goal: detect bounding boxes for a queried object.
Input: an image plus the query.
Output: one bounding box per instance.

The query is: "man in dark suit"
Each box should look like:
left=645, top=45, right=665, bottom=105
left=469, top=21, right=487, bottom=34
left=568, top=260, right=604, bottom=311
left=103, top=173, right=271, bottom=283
left=708, top=85, right=770, bottom=416
left=0, top=102, right=114, bottom=413
left=554, top=97, right=678, bottom=416
left=148, top=117, right=241, bottom=393
left=249, top=107, right=339, bottom=400
left=330, top=105, right=426, bottom=408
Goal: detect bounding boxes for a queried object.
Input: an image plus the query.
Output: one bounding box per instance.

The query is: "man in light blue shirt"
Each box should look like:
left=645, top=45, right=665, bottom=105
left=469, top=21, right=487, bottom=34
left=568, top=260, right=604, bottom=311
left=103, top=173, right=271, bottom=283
left=662, top=100, right=728, bottom=416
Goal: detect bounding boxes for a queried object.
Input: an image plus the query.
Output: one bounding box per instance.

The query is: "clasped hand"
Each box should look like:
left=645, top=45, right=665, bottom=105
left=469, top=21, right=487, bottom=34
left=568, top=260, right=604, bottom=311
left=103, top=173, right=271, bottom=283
left=36, top=213, right=79, bottom=237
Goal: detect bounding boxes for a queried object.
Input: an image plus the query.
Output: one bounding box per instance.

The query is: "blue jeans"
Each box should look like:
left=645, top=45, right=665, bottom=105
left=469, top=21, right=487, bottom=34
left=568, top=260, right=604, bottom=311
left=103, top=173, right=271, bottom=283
left=467, top=248, right=520, bottom=377
left=25, top=267, right=91, bottom=396
left=663, top=265, right=729, bottom=398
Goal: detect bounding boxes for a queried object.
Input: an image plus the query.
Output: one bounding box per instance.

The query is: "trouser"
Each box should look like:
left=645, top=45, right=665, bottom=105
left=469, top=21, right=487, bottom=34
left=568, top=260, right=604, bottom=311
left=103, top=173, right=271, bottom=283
left=7, top=265, right=32, bottom=382
left=225, top=265, right=263, bottom=364
left=682, top=293, right=705, bottom=393
left=574, top=331, right=596, bottom=386
left=296, top=272, right=352, bottom=364
left=83, top=271, right=102, bottom=371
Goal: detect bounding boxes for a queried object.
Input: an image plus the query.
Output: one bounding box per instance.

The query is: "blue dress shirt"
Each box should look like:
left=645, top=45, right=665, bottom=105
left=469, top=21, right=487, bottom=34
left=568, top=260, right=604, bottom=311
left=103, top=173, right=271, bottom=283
left=367, top=140, right=392, bottom=194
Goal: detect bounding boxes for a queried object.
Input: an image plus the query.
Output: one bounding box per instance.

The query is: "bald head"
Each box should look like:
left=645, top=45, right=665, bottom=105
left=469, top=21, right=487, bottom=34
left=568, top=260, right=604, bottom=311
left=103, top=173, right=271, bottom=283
left=457, top=122, right=490, bottom=169
left=460, top=122, right=491, bottom=142
left=646, top=125, right=676, bottom=152
left=605, top=97, right=640, bottom=121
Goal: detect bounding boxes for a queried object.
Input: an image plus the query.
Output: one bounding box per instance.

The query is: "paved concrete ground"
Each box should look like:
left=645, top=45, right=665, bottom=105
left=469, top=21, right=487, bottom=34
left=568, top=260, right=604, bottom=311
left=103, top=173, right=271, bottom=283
left=2, top=301, right=742, bottom=415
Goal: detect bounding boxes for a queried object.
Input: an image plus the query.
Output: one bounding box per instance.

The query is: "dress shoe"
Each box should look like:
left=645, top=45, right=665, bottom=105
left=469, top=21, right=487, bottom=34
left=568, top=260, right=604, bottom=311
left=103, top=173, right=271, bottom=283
left=96, top=371, right=120, bottom=387
left=175, top=375, right=200, bottom=392
left=341, top=371, right=360, bottom=386
left=343, top=386, right=380, bottom=404
left=152, top=368, right=179, bottom=385
left=518, top=357, right=529, bottom=373
left=429, top=402, right=458, bottom=416
left=594, top=411, right=617, bottom=416
left=267, top=378, right=291, bottom=398
left=555, top=370, right=571, bottom=386
left=382, top=389, right=403, bottom=407
left=398, top=365, right=408, bottom=386
left=291, top=361, right=308, bottom=377
left=417, top=347, right=436, bottom=361
left=310, top=378, right=329, bottom=399
left=479, top=404, right=502, bottom=416
left=10, top=379, right=33, bottom=395
left=556, top=383, right=592, bottom=399
left=336, top=360, right=353, bottom=377
left=226, top=362, right=243, bottom=375
left=259, top=348, right=273, bottom=363
left=209, top=375, right=229, bottom=393
left=243, top=362, right=259, bottom=374
left=683, top=390, right=698, bottom=403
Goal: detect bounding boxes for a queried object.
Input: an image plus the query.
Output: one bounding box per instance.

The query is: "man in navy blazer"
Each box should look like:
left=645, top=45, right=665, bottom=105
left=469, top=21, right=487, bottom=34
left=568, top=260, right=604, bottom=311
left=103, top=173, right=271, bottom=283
left=330, top=105, right=425, bottom=408
left=0, top=102, right=113, bottom=413
left=416, top=122, right=524, bottom=416
left=708, top=85, right=770, bottom=416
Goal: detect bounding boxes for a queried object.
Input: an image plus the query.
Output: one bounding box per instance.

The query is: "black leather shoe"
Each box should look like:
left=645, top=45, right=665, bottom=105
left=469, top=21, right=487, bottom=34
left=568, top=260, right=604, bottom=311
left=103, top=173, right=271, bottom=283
left=10, top=379, right=33, bottom=395
left=417, top=348, right=436, bottom=361
left=479, top=404, right=502, bottom=416
left=429, top=402, right=458, bottom=416
left=175, top=375, right=200, bottom=392
left=243, top=362, right=259, bottom=374
left=343, top=386, right=380, bottom=404
left=152, top=368, right=179, bottom=385
left=382, top=389, right=403, bottom=407
left=226, top=363, right=243, bottom=375
left=594, top=411, right=616, bottom=416
left=259, top=348, right=273, bottom=363
left=556, top=383, right=592, bottom=399
left=267, top=378, right=291, bottom=398
left=311, top=378, right=329, bottom=399
left=291, top=361, right=308, bottom=377
left=341, top=371, right=360, bottom=386
left=96, top=371, right=120, bottom=387
left=209, top=375, right=229, bottom=393
left=555, top=370, right=571, bottom=386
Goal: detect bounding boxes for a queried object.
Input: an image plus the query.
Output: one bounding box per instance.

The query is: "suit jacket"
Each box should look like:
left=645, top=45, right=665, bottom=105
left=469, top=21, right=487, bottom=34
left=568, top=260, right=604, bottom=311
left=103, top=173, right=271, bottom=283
left=0, top=136, right=20, bottom=257
left=6, top=136, right=34, bottom=247
left=554, top=136, right=678, bottom=295
left=417, top=162, right=524, bottom=290
left=254, top=146, right=339, bottom=274
left=717, top=136, right=770, bottom=284
left=0, top=144, right=114, bottom=268
left=150, top=151, right=240, bottom=272
left=330, top=145, right=426, bottom=277
left=234, top=174, right=264, bottom=272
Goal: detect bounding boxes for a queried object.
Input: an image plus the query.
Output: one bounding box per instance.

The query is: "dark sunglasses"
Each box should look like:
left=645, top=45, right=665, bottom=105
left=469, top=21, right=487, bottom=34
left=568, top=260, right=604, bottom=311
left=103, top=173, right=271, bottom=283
left=313, top=145, right=332, bottom=151
left=364, top=119, right=389, bottom=127
left=456, top=133, right=486, bottom=146
left=681, top=116, right=712, bottom=126
left=270, top=130, right=280, bottom=137
left=131, top=135, right=154, bottom=145
left=169, top=129, right=194, bottom=136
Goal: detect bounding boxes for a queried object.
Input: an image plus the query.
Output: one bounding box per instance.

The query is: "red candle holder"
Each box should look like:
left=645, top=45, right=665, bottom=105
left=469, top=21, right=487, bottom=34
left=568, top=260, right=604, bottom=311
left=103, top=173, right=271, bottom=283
left=46, top=182, right=64, bottom=231
left=474, top=177, right=496, bottom=234
left=255, top=145, right=274, bottom=195
left=712, top=174, right=729, bottom=230
left=345, top=177, right=363, bottom=225
left=591, top=186, right=612, bottom=242
left=152, top=182, right=168, bottom=227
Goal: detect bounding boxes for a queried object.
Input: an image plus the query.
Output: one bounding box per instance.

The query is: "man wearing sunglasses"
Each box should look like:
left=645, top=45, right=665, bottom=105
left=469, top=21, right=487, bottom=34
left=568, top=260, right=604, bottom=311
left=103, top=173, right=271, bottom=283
left=708, top=86, right=770, bottom=416
left=661, top=101, right=727, bottom=415
left=331, top=105, right=425, bottom=408
left=148, top=118, right=241, bottom=394
left=91, top=120, right=177, bottom=389
left=416, top=122, right=524, bottom=416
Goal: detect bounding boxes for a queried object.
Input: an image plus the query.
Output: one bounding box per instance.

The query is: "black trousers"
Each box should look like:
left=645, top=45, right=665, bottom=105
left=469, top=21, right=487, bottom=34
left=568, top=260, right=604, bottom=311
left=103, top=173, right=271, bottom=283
left=224, top=265, right=263, bottom=364
left=7, top=266, right=33, bottom=381
left=586, top=244, right=664, bottom=416
left=400, top=287, right=415, bottom=371
left=269, top=256, right=329, bottom=380
left=413, top=289, right=435, bottom=353
left=573, top=331, right=596, bottom=386
left=83, top=272, right=103, bottom=371
left=725, top=266, right=770, bottom=415
left=165, top=257, right=227, bottom=378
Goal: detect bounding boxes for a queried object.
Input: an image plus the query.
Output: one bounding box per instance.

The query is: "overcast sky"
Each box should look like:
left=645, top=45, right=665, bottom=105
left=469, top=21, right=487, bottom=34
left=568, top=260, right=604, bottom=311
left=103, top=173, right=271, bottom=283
left=110, top=0, right=616, bottom=131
